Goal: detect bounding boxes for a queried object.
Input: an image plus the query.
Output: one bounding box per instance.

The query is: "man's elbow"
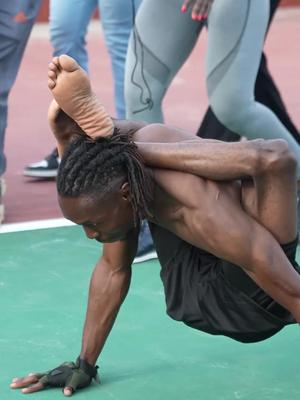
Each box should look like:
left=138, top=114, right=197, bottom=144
left=252, top=139, right=297, bottom=177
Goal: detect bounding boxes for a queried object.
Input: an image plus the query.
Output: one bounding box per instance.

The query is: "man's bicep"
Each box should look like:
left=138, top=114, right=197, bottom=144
left=197, top=204, right=260, bottom=270
left=102, top=228, right=139, bottom=270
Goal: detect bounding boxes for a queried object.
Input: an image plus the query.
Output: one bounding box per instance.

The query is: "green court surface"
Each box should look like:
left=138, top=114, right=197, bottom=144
left=1, top=225, right=300, bottom=399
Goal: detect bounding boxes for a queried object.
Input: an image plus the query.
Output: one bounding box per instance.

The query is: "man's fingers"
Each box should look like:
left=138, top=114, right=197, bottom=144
left=21, top=382, right=45, bottom=394
left=64, top=370, right=83, bottom=396
left=64, top=387, right=74, bottom=397
left=10, top=374, right=40, bottom=389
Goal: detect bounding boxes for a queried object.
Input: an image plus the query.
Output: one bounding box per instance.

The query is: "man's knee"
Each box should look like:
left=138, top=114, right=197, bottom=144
left=254, top=139, right=297, bottom=176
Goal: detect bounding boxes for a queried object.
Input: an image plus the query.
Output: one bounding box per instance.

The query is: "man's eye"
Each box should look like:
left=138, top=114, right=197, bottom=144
left=85, top=222, right=99, bottom=229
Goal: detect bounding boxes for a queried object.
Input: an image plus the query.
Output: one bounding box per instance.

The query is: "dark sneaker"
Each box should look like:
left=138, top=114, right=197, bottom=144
left=23, top=148, right=60, bottom=178
left=0, top=177, right=6, bottom=224
left=133, top=220, right=157, bottom=264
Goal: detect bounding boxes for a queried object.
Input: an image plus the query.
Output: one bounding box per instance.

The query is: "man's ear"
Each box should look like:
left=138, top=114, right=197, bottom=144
left=120, top=182, right=131, bottom=201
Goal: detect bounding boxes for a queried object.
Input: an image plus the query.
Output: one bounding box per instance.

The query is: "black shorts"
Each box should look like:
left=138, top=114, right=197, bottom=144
left=149, top=223, right=299, bottom=343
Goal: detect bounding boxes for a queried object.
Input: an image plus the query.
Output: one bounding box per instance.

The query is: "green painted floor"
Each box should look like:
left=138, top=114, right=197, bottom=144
left=1, top=226, right=300, bottom=399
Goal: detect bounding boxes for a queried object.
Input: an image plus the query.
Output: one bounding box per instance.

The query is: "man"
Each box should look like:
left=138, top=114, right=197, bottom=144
left=0, top=0, right=42, bottom=224
left=11, top=55, right=300, bottom=396
left=26, top=0, right=300, bottom=260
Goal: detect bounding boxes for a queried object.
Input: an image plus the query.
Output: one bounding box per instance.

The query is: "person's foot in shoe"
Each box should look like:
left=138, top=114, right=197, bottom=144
left=23, top=148, right=60, bottom=179
left=48, top=54, right=114, bottom=139
left=0, top=177, right=6, bottom=225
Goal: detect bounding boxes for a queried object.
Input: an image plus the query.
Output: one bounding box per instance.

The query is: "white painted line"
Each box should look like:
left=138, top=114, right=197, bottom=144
left=0, top=218, right=75, bottom=234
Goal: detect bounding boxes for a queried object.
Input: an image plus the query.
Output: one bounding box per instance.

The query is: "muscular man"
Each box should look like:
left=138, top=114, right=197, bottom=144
left=11, top=56, right=300, bottom=396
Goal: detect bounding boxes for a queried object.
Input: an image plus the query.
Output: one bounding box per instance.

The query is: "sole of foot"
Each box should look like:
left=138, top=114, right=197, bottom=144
left=48, top=55, right=113, bottom=139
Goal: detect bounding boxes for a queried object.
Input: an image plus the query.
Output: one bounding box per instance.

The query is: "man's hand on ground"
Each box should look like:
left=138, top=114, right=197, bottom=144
left=10, top=358, right=99, bottom=396
left=181, top=0, right=214, bottom=20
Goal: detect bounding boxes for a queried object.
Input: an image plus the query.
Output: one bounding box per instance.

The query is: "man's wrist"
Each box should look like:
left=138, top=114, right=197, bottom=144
left=76, top=357, right=98, bottom=378
left=79, top=351, right=98, bottom=367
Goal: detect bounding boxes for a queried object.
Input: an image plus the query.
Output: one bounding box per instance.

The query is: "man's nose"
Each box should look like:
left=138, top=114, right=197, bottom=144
left=83, top=226, right=99, bottom=240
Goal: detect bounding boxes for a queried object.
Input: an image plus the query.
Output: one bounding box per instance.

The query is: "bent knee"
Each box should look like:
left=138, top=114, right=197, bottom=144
left=209, top=93, right=251, bottom=133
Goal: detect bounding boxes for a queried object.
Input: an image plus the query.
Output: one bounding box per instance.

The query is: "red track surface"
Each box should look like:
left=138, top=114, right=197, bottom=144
left=4, top=9, right=300, bottom=223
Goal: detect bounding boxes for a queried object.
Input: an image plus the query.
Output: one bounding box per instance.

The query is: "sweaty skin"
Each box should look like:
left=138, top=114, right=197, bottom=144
left=10, top=55, right=300, bottom=397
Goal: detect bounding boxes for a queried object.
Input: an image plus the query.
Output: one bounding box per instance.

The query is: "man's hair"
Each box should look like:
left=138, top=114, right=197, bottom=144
left=57, top=129, right=153, bottom=224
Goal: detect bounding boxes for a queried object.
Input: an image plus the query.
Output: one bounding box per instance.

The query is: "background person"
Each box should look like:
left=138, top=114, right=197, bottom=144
left=0, top=0, right=42, bottom=224
left=23, top=0, right=142, bottom=179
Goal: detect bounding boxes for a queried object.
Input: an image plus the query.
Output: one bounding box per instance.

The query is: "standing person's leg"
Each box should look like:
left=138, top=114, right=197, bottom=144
left=50, top=0, right=97, bottom=73
left=254, top=52, right=300, bottom=144
left=198, top=48, right=300, bottom=143
left=23, top=0, right=97, bottom=179
left=124, top=0, right=203, bottom=261
left=197, top=0, right=282, bottom=142
left=124, top=0, right=203, bottom=123
left=0, top=0, right=41, bottom=222
left=98, top=0, right=143, bottom=119
left=206, top=0, right=300, bottom=176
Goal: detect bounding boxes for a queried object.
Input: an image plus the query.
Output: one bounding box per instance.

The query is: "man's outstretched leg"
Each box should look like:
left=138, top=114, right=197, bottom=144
left=48, top=55, right=113, bottom=138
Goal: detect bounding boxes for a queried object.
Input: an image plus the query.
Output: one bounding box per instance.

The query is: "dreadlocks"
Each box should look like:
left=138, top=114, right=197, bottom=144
left=57, top=129, right=153, bottom=224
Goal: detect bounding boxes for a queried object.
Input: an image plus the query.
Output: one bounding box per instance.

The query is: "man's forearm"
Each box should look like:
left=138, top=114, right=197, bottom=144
left=80, top=259, right=131, bottom=365
left=136, top=139, right=262, bottom=180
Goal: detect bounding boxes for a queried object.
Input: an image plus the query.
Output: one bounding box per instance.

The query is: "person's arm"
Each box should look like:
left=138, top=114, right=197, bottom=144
left=10, top=231, right=139, bottom=395
left=80, top=233, right=138, bottom=365
left=196, top=201, right=300, bottom=323
left=134, top=123, right=270, bottom=181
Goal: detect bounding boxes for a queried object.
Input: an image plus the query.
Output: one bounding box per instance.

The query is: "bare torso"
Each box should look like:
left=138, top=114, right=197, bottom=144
left=148, top=167, right=245, bottom=254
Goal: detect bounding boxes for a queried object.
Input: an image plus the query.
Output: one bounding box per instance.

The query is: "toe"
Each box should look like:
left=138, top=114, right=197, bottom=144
left=52, top=56, right=60, bottom=66
left=49, top=62, right=58, bottom=72
left=48, top=78, right=56, bottom=89
left=48, top=70, right=57, bottom=80
left=58, top=54, right=80, bottom=73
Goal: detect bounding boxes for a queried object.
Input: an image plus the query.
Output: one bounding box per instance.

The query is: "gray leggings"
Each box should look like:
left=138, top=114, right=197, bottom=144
left=124, top=0, right=300, bottom=175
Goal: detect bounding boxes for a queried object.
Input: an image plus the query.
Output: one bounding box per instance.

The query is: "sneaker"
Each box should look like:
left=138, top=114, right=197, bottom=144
left=0, top=177, right=6, bottom=224
left=133, top=220, right=157, bottom=264
left=23, top=148, right=60, bottom=178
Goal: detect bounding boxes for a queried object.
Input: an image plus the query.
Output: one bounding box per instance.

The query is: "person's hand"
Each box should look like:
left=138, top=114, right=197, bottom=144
left=10, top=358, right=99, bottom=396
left=181, top=0, right=214, bottom=21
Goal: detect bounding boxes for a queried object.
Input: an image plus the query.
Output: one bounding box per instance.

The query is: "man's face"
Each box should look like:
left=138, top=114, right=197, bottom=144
left=58, top=183, right=136, bottom=243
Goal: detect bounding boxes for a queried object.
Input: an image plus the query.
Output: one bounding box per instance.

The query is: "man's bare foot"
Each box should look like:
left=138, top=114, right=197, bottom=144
left=48, top=55, right=114, bottom=138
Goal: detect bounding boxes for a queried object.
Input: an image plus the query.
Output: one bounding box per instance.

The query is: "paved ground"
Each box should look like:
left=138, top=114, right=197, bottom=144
left=2, top=226, right=300, bottom=400
left=3, top=8, right=300, bottom=223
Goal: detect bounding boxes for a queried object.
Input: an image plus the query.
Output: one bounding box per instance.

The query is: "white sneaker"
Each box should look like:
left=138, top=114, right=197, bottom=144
left=0, top=177, right=6, bottom=224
